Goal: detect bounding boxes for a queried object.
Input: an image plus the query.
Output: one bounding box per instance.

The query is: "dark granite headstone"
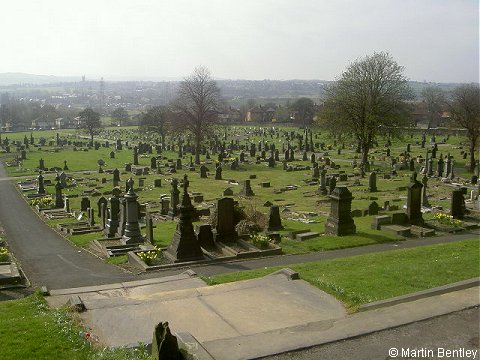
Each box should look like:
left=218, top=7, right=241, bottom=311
left=406, top=172, right=424, bottom=225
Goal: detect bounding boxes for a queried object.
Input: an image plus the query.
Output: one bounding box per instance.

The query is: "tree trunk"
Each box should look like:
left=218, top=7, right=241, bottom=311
left=361, top=143, right=369, bottom=174
left=469, top=139, right=477, bottom=173
left=161, top=134, right=165, bottom=150
left=195, top=137, right=201, bottom=165
left=90, top=134, right=94, bottom=147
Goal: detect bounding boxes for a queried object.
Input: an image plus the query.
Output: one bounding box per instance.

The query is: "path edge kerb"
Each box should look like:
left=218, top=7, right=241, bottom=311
left=359, top=277, right=480, bottom=311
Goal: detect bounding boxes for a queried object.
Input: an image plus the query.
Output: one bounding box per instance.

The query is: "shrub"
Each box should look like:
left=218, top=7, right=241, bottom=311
left=0, top=247, right=9, bottom=262
left=433, top=212, right=463, bottom=227
left=136, top=246, right=162, bottom=266
left=31, top=196, right=54, bottom=208
left=250, top=233, right=271, bottom=249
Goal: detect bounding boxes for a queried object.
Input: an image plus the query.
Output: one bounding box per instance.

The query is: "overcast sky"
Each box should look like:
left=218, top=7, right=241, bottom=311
left=1, top=0, right=478, bottom=83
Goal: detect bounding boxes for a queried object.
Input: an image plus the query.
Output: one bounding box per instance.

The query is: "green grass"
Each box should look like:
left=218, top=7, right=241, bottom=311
left=206, top=238, right=480, bottom=310
left=0, top=292, right=151, bottom=360
left=278, top=217, right=403, bottom=254
left=106, top=255, right=128, bottom=265
left=68, top=231, right=105, bottom=247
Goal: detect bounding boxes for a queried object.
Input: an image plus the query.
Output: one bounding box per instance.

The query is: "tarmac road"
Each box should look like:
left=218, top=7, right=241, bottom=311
left=0, top=161, right=136, bottom=289
left=262, top=307, right=480, bottom=360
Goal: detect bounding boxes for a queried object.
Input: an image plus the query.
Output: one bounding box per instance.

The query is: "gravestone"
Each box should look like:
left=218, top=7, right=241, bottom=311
left=55, top=180, right=63, bottom=208
left=121, top=179, right=145, bottom=244
left=133, top=146, right=139, bottom=165
left=317, top=169, right=327, bottom=195
left=450, top=188, right=466, bottom=219
left=324, top=186, right=356, bottom=236
left=150, top=157, right=157, bottom=169
left=436, top=155, right=444, bottom=177
left=199, top=165, right=208, bottom=178
left=240, top=179, right=255, bottom=196
left=215, top=165, right=222, bottom=180
left=368, top=171, right=377, bottom=192
left=421, top=175, right=430, bottom=207
left=406, top=172, right=424, bottom=226
left=37, top=172, right=46, bottom=195
left=97, top=197, right=108, bottom=218
left=196, top=224, right=215, bottom=248
left=368, top=201, right=379, bottom=215
left=267, top=205, right=283, bottom=231
left=214, top=197, right=237, bottom=243
left=105, top=196, right=120, bottom=238
left=145, top=212, right=154, bottom=244
left=328, top=176, right=337, bottom=195
left=168, top=178, right=180, bottom=218
left=81, top=197, right=90, bottom=212
left=165, top=175, right=204, bottom=262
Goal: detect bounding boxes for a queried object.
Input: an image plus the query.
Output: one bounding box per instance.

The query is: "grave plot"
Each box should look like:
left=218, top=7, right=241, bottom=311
left=6, top=126, right=480, bottom=266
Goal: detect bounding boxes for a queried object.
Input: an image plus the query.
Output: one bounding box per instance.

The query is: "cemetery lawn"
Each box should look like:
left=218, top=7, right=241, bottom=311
left=205, top=238, right=480, bottom=311
left=278, top=217, right=403, bottom=254
left=0, top=292, right=151, bottom=360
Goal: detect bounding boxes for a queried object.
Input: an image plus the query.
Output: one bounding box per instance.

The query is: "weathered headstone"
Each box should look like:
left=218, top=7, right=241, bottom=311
left=240, top=179, right=255, bottom=196
left=105, top=196, right=120, bottom=238
left=121, top=179, right=145, bottom=244
left=168, top=178, right=180, bottom=218
left=267, top=205, right=283, bottom=231
left=451, top=187, right=466, bottom=219
left=165, top=175, right=204, bottom=262
left=406, top=172, right=424, bottom=226
left=324, top=186, right=356, bottom=236
left=214, top=197, right=237, bottom=243
left=37, top=172, right=46, bottom=195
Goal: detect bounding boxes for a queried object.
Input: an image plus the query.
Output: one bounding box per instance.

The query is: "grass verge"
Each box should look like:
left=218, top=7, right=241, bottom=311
left=0, top=292, right=151, bottom=360
left=205, top=238, right=480, bottom=311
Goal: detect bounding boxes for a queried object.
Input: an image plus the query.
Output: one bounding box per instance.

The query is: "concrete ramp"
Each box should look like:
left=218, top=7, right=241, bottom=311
left=48, top=269, right=347, bottom=349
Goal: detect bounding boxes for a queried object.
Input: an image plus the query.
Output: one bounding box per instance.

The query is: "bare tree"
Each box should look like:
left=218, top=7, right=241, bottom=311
left=172, top=66, right=222, bottom=164
left=421, top=86, right=445, bottom=129
left=139, top=105, right=170, bottom=148
left=321, top=52, right=413, bottom=171
left=447, top=84, right=480, bottom=172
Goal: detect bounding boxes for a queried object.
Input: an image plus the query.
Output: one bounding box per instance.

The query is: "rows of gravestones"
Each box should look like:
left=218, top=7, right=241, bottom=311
left=10, top=126, right=480, bottom=268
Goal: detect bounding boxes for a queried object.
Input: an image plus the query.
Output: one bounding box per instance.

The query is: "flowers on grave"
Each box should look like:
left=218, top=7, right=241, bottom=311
left=137, top=246, right=162, bottom=266
left=250, top=233, right=271, bottom=249
left=0, top=247, right=9, bottom=262
left=30, top=196, right=54, bottom=208
left=433, top=212, right=462, bottom=227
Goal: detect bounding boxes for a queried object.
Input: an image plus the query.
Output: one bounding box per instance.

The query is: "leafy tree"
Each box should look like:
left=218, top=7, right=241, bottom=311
left=139, top=106, right=170, bottom=148
left=111, top=107, right=129, bottom=126
left=291, top=97, right=315, bottom=127
left=78, top=108, right=101, bottom=145
left=447, top=84, right=480, bottom=172
left=421, top=86, right=445, bottom=129
left=321, top=52, right=413, bottom=171
left=172, top=66, right=223, bottom=164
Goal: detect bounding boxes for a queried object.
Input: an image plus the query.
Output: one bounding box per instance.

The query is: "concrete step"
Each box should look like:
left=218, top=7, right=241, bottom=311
left=383, top=225, right=411, bottom=237
left=288, top=229, right=311, bottom=239
left=410, top=225, right=435, bottom=237
left=296, top=231, right=320, bottom=241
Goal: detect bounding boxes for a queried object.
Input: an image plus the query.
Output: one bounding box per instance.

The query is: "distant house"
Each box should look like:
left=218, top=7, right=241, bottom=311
left=31, top=118, right=54, bottom=130
left=55, top=117, right=78, bottom=129
left=411, top=101, right=446, bottom=129
left=218, top=106, right=242, bottom=124
left=246, top=105, right=276, bottom=123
